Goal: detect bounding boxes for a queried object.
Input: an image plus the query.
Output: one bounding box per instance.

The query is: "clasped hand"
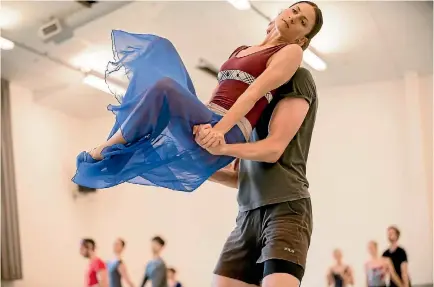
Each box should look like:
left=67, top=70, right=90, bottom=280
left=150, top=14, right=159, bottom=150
left=192, top=124, right=226, bottom=155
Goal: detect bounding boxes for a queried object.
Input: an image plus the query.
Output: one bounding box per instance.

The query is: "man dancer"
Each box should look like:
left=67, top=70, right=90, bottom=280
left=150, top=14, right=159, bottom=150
left=196, top=65, right=318, bottom=287
left=80, top=238, right=109, bottom=287
left=382, top=226, right=411, bottom=287
left=195, top=3, right=322, bottom=286
left=140, top=236, right=168, bottom=287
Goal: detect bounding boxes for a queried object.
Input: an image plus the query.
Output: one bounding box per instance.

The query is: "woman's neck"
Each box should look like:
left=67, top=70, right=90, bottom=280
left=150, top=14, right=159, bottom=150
left=260, top=28, right=288, bottom=47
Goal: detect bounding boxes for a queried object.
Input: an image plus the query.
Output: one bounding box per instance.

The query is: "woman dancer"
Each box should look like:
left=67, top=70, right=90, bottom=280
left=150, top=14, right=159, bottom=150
left=327, top=249, right=354, bottom=287
left=365, top=240, right=404, bottom=287
left=107, top=238, right=135, bottom=287
left=72, top=1, right=323, bottom=191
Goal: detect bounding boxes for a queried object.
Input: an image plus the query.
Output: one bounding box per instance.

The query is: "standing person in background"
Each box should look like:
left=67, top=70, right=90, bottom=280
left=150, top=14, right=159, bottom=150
left=365, top=240, right=403, bottom=287
left=80, top=238, right=109, bottom=287
left=326, top=249, right=354, bottom=287
left=382, top=226, right=411, bottom=287
left=140, top=236, right=168, bottom=287
left=107, top=238, right=135, bottom=287
left=167, top=268, right=183, bottom=287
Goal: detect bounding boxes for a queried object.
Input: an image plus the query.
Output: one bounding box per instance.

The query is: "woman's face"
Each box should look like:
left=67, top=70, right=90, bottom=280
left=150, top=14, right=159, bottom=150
left=368, top=241, right=377, bottom=256
left=275, top=2, right=317, bottom=45
left=113, top=239, right=124, bottom=254
left=333, top=249, right=342, bottom=261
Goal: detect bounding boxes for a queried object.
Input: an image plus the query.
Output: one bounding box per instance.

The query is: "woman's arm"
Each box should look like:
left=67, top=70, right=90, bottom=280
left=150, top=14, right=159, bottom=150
left=326, top=268, right=334, bottom=287
left=118, top=262, right=135, bottom=287
left=212, top=44, right=302, bottom=135
left=344, top=266, right=354, bottom=286
left=364, top=263, right=369, bottom=287
left=208, top=159, right=239, bottom=188
left=385, top=258, right=404, bottom=287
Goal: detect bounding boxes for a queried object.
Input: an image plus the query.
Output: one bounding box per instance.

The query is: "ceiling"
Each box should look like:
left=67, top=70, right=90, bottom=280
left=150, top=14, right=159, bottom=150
left=1, top=1, right=433, bottom=119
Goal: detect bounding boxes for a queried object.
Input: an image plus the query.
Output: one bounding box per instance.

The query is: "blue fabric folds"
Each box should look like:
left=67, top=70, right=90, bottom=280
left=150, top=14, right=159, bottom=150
left=72, top=30, right=245, bottom=192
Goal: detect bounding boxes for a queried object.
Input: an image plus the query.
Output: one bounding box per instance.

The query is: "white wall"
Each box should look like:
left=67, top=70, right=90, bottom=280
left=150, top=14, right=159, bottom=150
left=3, top=84, right=92, bottom=287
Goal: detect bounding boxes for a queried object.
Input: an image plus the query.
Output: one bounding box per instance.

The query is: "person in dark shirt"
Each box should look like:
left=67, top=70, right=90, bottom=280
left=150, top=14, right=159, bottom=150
left=382, top=226, right=410, bottom=287
left=140, top=236, right=168, bottom=287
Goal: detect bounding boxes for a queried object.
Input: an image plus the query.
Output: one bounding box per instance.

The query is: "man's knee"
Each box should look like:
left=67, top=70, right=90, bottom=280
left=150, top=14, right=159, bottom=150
left=212, top=275, right=258, bottom=287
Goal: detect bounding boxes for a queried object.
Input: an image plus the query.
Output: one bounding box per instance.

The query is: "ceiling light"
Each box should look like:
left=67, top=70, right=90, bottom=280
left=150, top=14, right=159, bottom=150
left=0, top=7, right=21, bottom=29
left=226, top=0, right=251, bottom=10
left=303, top=49, right=327, bottom=71
left=83, top=75, right=126, bottom=96
left=0, top=37, right=15, bottom=50
left=71, top=49, right=113, bottom=74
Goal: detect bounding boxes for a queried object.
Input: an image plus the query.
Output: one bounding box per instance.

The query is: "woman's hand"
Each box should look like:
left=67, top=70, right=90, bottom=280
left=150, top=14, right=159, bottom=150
left=193, top=124, right=225, bottom=149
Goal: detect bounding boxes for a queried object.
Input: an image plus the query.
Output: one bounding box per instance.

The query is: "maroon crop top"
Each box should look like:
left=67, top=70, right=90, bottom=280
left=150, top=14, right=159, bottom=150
left=209, top=44, right=286, bottom=127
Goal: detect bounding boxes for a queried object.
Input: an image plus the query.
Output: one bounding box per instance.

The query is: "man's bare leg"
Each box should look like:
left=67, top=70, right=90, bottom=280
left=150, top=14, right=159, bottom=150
left=212, top=275, right=258, bottom=287
left=261, top=273, right=300, bottom=287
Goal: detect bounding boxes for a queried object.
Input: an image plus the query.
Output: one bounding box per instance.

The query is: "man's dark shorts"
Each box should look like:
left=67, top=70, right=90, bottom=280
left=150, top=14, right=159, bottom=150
left=214, top=198, right=313, bottom=285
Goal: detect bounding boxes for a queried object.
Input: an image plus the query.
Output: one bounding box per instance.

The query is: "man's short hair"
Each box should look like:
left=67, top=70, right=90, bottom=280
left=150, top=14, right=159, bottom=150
left=388, top=225, right=401, bottom=238
left=152, top=236, right=165, bottom=246
left=81, top=238, right=96, bottom=250
left=167, top=267, right=176, bottom=273
left=118, top=238, right=126, bottom=247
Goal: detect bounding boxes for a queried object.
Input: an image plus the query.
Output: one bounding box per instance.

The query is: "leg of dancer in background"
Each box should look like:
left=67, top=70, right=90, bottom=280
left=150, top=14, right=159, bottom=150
left=80, top=238, right=109, bottom=287
left=107, top=238, right=134, bottom=287
left=197, top=10, right=322, bottom=283
left=140, top=236, right=168, bottom=287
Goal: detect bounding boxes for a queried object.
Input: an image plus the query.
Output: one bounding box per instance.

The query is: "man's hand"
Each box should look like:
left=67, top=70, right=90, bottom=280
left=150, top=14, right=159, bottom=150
left=193, top=124, right=225, bottom=149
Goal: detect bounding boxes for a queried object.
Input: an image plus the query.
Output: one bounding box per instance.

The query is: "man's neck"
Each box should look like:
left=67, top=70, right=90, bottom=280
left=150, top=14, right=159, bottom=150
left=389, top=242, right=399, bottom=251
left=89, top=253, right=97, bottom=261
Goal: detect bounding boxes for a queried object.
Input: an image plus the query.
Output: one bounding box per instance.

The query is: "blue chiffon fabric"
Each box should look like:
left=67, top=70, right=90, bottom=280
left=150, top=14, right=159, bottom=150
left=72, top=30, right=245, bottom=192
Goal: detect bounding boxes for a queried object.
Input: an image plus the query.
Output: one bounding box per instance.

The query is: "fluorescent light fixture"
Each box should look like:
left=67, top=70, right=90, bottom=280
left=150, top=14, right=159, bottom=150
left=0, top=36, right=14, bottom=50
left=83, top=75, right=126, bottom=96
left=303, top=49, right=327, bottom=71
left=0, top=7, right=21, bottom=29
left=226, top=0, right=251, bottom=10
left=71, top=49, right=113, bottom=74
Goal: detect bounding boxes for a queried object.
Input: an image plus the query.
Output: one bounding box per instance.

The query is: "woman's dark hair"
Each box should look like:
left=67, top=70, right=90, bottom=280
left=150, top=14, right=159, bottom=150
left=290, top=1, right=323, bottom=50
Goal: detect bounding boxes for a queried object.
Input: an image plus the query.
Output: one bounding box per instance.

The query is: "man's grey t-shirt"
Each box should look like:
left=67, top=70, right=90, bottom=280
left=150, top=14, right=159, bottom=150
left=238, top=67, right=318, bottom=211
left=144, top=258, right=167, bottom=287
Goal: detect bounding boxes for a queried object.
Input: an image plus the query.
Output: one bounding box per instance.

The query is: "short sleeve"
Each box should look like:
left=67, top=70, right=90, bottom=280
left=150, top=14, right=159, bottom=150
left=97, top=259, right=106, bottom=271
left=382, top=250, right=389, bottom=257
left=400, top=248, right=408, bottom=262
left=276, top=67, right=317, bottom=106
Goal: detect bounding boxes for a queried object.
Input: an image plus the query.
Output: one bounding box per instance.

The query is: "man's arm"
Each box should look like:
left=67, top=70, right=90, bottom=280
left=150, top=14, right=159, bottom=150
left=215, top=97, right=309, bottom=163
left=140, top=276, right=148, bottom=287
left=384, top=258, right=403, bottom=287
left=208, top=159, right=239, bottom=189
left=98, top=269, right=109, bottom=287
left=118, top=262, right=135, bottom=287
left=400, top=250, right=410, bottom=287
